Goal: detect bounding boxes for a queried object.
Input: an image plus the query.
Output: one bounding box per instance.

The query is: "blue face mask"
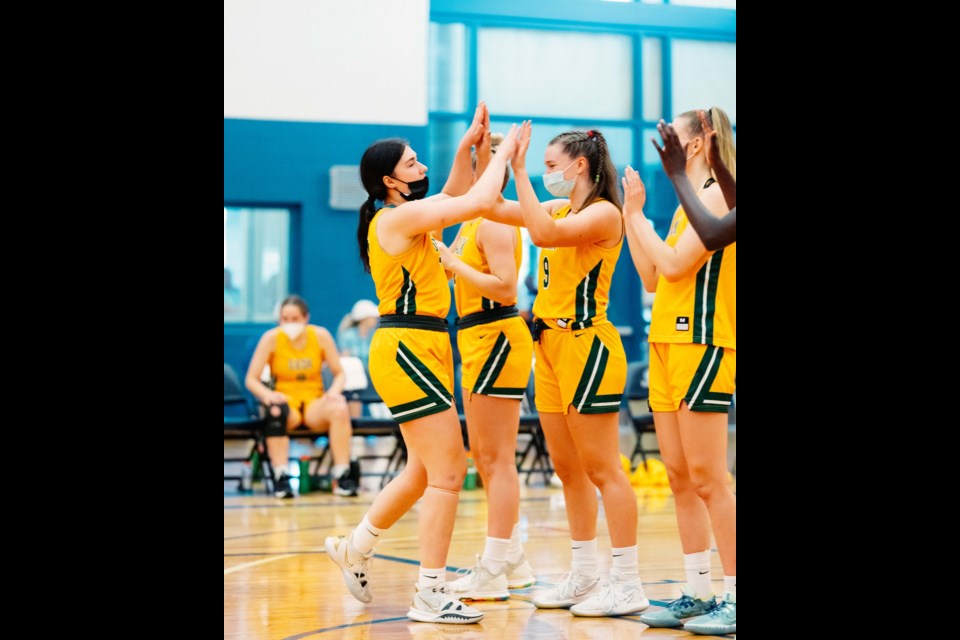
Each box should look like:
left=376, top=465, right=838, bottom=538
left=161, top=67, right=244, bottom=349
left=542, top=160, right=578, bottom=197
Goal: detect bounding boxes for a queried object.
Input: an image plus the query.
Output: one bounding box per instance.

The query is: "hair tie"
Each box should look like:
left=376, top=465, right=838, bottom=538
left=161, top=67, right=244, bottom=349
left=587, top=130, right=595, bottom=139
left=595, top=173, right=601, bottom=183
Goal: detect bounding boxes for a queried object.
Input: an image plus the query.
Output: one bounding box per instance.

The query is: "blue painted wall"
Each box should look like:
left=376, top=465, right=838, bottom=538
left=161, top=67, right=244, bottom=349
left=223, top=119, right=428, bottom=379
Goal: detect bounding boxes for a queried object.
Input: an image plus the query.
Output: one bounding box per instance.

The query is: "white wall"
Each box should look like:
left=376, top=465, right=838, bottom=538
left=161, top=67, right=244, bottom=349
left=224, top=0, right=429, bottom=125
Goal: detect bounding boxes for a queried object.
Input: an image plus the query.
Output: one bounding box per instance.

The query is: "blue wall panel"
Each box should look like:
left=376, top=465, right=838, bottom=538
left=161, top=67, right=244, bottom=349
left=224, top=119, right=428, bottom=378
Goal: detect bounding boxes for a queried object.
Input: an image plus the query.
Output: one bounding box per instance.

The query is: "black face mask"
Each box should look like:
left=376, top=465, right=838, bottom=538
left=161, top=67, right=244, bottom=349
left=391, top=175, right=429, bottom=201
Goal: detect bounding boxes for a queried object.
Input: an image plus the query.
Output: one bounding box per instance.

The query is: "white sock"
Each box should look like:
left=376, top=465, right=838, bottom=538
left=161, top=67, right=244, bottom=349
left=481, top=536, right=511, bottom=575
left=684, top=549, right=713, bottom=599
left=611, top=545, right=640, bottom=581
left=724, top=575, right=736, bottom=597
left=350, top=515, right=384, bottom=558
left=507, top=522, right=524, bottom=564
left=331, top=464, right=349, bottom=478
left=418, top=566, right=445, bottom=589
left=571, top=538, right=598, bottom=577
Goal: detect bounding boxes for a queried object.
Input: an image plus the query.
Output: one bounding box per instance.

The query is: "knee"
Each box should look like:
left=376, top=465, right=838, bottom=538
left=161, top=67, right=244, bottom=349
left=331, top=400, right=351, bottom=425
left=689, top=466, right=724, bottom=502
left=264, top=403, right=291, bottom=436
left=582, top=460, right=621, bottom=489
left=474, top=448, right=511, bottom=478
left=662, top=461, right=694, bottom=494
left=553, top=457, right=587, bottom=485
left=428, top=464, right=467, bottom=492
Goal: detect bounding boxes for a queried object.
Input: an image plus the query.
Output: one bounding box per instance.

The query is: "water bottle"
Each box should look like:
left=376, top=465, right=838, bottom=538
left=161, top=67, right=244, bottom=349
left=298, top=456, right=312, bottom=494
left=251, top=449, right=262, bottom=481
left=463, top=452, right=477, bottom=491
left=240, top=461, right=253, bottom=493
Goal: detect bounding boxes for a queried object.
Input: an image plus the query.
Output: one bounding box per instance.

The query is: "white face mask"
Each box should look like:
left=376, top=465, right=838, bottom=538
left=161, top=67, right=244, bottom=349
left=281, top=322, right=306, bottom=340
left=542, top=160, right=578, bottom=197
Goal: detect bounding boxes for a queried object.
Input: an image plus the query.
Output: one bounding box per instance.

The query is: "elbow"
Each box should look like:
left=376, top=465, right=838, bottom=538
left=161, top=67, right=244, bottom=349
left=244, top=376, right=257, bottom=393
left=642, top=279, right=658, bottom=293
left=491, top=282, right=517, bottom=305
left=662, top=265, right=686, bottom=282
left=528, top=227, right=554, bottom=247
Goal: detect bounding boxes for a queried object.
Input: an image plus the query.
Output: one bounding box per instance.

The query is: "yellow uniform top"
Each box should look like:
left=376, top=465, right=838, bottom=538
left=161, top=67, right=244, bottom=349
left=453, top=217, right=522, bottom=317
left=648, top=205, right=736, bottom=350
left=270, top=326, right=325, bottom=398
left=369, top=207, right=450, bottom=319
left=533, top=203, right=622, bottom=329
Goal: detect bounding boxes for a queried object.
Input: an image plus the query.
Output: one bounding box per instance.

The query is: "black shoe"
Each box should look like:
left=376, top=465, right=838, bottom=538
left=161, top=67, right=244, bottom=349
left=350, top=459, right=361, bottom=484
left=334, top=470, right=359, bottom=497
left=274, top=472, right=294, bottom=499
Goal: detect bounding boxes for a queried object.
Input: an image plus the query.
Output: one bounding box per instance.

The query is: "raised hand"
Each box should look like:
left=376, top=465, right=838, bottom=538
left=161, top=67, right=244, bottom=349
left=698, top=109, right=721, bottom=170
left=475, top=104, right=492, bottom=170
left=510, top=121, right=532, bottom=172
left=495, top=122, right=521, bottom=161
left=652, top=120, right=688, bottom=179
left=621, top=166, right=647, bottom=216
left=460, top=101, right=488, bottom=150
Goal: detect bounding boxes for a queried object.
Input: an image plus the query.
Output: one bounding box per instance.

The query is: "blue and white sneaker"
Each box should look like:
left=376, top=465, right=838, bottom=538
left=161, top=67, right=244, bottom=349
left=639, top=585, right=717, bottom=627
left=684, top=591, right=735, bottom=635
left=407, top=584, right=485, bottom=624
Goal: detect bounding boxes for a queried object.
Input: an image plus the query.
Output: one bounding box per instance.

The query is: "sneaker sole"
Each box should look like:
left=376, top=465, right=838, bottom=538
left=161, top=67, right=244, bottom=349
left=324, top=537, right=373, bottom=603
left=570, top=599, right=650, bottom=617
left=407, top=608, right=484, bottom=624
left=332, top=488, right=359, bottom=497
left=507, top=577, right=536, bottom=589
left=455, top=590, right=509, bottom=601
left=684, top=622, right=736, bottom=634
left=531, top=599, right=574, bottom=609
left=638, top=614, right=685, bottom=628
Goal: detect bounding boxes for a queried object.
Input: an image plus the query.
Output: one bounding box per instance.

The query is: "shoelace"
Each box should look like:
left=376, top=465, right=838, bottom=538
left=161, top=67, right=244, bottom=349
left=705, top=600, right=731, bottom=618
left=554, top=572, right=577, bottom=598
left=452, top=555, right=489, bottom=585
left=665, top=594, right=697, bottom=612
left=594, top=581, right=623, bottom=610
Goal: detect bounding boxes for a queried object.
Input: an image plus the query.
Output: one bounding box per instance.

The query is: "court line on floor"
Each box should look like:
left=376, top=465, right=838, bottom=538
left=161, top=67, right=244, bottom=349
left=223, top=553, right=296, bottom=575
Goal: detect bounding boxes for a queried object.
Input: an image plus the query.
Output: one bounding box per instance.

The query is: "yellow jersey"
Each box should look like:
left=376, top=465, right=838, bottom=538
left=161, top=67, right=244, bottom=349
left=271, top=326, right=325, bottom=399
left=453, top=217, right=522, bottom=317
left=648, top=205, right=736, bottom=350
left=533, top=204, right=621, bottom=329
left=368, top=207, right=450, bottom=319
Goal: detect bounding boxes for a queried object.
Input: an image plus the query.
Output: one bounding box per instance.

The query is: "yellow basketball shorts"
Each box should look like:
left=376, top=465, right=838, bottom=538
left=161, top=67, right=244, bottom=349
left=458, top=315, right=533, bottom=400
left=648, top=342, right=736, bottom=413
left=534, top=321, right=626, bottom=415
left=369, top=326, right=456, bottom=423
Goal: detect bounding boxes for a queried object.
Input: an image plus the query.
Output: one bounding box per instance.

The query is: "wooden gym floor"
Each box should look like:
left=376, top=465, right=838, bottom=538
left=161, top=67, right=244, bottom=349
left=224, top=458, right=735, bottom=639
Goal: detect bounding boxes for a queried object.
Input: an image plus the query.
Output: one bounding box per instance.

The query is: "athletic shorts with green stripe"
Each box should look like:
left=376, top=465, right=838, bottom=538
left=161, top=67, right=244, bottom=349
left=458, top=316, right=534, bottom=401
left=534, top=321, right=626, bottom=415
left=369, top=326, right=456, bottom=423
left=648, top=342, right=736, bottom=413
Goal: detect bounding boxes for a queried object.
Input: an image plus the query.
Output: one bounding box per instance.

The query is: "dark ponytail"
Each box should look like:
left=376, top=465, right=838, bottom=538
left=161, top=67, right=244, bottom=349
left=358, top=138, right=407, bottom=272
left=549, top=129, right=622, bottom=212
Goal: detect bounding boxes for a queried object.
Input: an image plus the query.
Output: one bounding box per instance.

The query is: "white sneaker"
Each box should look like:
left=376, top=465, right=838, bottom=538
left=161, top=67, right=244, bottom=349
left=505, top=554, right=536, bottom=589
left=447, top=555, right=510, bottom=600
left=407, top=584, right=485, bottom=624
left=324, top=534, right=373, bottom=603
left=569, top=573, right=650, bottom=617
left=531, top=571, right=601, bottom=608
